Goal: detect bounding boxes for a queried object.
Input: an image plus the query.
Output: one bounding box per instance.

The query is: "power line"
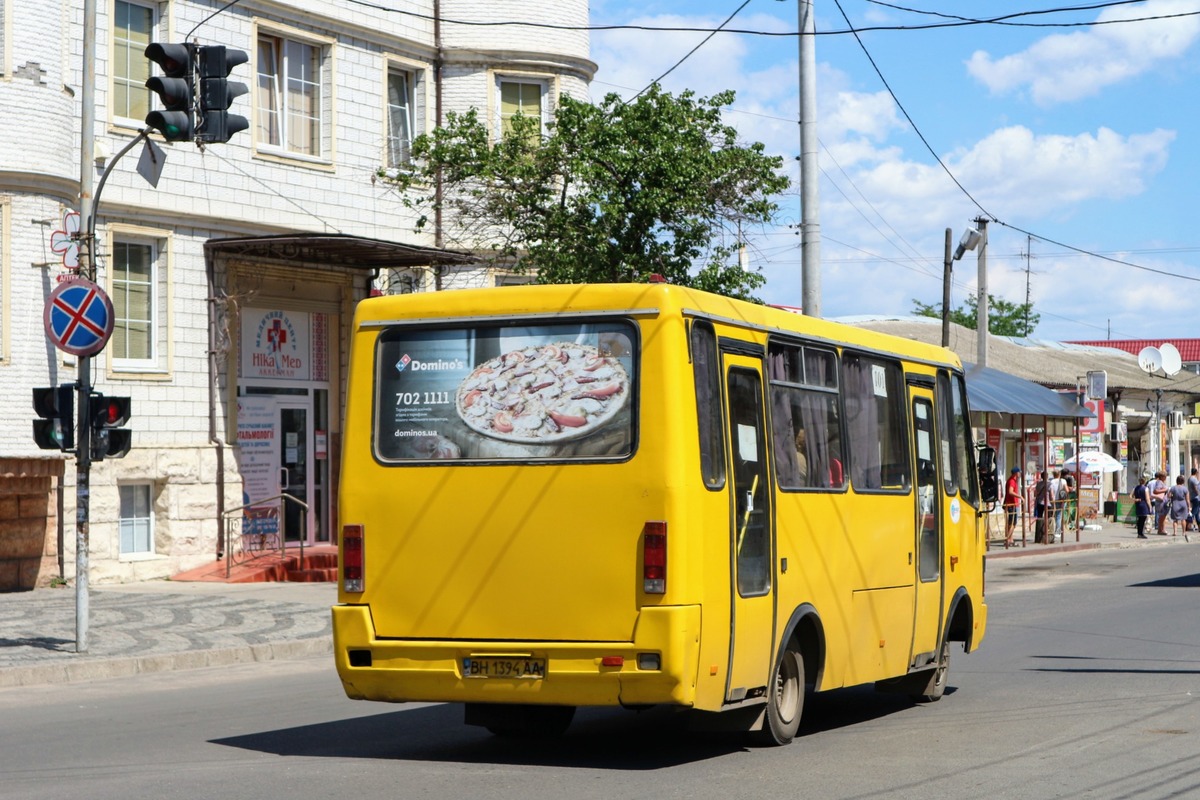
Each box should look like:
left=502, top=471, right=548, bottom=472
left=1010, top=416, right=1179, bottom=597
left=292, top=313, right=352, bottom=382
left=341, top=0, right=1200, bottom=36
left=830, top=0, right=1200, bottom=287
left=630, top=0, right=753, bottom=100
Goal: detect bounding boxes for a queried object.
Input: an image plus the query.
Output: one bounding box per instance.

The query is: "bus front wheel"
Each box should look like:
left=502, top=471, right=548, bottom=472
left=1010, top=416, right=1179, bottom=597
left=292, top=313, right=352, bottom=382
left=752, top=645, right=805, bottom=746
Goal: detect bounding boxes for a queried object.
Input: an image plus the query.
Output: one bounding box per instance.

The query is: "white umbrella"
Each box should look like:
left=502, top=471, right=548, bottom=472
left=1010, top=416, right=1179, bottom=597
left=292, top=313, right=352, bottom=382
left=1062, top=451, right=1122, bottom=474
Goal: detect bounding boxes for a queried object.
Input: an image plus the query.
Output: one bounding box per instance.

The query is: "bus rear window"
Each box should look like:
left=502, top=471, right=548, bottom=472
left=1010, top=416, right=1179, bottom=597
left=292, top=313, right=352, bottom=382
left=373, top=321, right=636, bottom=462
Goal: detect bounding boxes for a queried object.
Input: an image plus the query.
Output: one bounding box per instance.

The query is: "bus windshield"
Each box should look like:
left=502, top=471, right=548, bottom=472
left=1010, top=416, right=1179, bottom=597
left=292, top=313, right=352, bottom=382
left=373, top=320, right=637, bottom=462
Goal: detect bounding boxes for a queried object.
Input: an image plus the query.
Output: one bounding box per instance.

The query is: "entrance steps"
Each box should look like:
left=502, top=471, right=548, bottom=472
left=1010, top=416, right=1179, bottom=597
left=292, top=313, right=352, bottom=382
left=172, top=545, right=338, bottom=584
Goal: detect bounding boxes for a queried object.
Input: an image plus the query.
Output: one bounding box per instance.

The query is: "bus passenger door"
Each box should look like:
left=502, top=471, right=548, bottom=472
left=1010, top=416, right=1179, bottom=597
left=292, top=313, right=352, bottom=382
left=723, top=357, right=775, bottom=702
left=908, top=387, right=944, bottom=667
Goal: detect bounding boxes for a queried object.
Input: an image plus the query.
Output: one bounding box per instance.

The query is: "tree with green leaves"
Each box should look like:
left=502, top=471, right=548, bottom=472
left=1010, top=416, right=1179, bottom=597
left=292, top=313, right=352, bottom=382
left=912, top=294, right=1040, bottom=337
left=387, top=85, right=790, bottom=300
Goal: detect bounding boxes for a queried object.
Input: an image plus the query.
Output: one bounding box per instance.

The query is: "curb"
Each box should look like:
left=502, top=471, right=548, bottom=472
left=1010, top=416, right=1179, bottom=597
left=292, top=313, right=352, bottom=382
left=0, top=636, right=332, bottom=689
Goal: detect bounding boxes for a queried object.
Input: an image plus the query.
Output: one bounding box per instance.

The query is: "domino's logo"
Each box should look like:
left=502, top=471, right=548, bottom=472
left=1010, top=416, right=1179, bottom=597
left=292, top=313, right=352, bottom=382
left=396, top=354, right=412, bottom=372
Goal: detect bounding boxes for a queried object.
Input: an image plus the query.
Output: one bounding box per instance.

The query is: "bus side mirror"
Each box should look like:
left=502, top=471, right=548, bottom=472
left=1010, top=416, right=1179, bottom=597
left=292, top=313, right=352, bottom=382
left=977, top=446, right=999, bottom=505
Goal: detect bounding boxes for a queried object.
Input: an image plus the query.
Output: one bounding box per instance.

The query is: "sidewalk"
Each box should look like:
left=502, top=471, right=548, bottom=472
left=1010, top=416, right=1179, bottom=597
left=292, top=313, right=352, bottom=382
left=0, top=579, right=336, bottom=688
left=985, top=512, right=1194, bottom=558
left=1, top=516, right=1192, bottom=689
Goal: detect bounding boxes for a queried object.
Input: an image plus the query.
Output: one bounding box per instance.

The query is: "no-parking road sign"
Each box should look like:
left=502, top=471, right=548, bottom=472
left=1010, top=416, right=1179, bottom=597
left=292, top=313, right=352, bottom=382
left=44, top=278, right=115, bottom=357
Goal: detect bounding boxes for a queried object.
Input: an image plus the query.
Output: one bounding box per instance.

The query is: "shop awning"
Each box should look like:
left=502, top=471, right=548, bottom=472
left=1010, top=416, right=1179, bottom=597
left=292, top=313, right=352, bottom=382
left=204, top=233, right=475, bottom=270
left=964, top=364, right=1093, bottom=420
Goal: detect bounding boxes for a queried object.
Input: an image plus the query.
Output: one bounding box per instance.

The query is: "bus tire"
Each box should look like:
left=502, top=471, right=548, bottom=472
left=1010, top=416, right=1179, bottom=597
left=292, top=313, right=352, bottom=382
left=915, top=641, right=950, bottom=703
left=752, top=644, right=804, bottom=746
left=467, top=703, right=576, bottom=738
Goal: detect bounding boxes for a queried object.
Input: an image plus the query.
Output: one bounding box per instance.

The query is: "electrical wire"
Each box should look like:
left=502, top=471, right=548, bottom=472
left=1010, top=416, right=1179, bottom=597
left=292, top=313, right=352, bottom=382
left=630, top=0, right=754, bottom=100
left=341, top=0, right=1200, bottom=36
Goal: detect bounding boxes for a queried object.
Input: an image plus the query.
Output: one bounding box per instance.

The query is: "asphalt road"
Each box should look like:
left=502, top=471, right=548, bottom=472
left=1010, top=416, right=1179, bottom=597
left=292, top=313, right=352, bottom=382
left=1, top=546, right=1197, bottom=800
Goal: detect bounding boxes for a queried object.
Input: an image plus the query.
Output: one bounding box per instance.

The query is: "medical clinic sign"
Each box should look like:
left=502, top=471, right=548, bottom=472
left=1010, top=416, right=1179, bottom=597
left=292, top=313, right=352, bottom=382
left=240, top=308, right=328, bottom=383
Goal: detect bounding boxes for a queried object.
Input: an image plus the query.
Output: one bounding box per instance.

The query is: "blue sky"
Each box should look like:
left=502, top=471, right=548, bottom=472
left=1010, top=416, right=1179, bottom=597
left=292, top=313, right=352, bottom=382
left=587, top=0, right=1200, bottom=342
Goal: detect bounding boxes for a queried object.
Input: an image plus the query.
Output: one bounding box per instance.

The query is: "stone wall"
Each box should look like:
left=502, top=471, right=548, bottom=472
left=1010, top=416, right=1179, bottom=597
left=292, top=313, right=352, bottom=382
left=0, top=457, right=66, bottom=591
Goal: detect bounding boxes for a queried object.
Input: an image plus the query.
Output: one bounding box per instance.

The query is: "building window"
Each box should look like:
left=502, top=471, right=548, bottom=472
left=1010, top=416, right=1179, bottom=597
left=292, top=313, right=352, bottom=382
left=111, top=240, right=156, bottom=365
left=387, top=69, right=414, bottom=167
left=113, top=0, right=154, bottom=123
left=497, top=78, right=547, bottom=139
left=119, top=483, right=154, bottom=555
left=257, top=34, right=323, bottom=157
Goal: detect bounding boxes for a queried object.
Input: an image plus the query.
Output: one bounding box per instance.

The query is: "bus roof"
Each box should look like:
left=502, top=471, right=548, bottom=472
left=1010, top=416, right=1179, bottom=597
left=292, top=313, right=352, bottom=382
left=354, top=283, right=962, bottom=371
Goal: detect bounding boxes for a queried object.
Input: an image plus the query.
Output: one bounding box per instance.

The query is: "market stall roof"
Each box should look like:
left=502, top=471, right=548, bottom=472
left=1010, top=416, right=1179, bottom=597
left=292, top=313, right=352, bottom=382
left=964, top=363, right=1093, bottom=420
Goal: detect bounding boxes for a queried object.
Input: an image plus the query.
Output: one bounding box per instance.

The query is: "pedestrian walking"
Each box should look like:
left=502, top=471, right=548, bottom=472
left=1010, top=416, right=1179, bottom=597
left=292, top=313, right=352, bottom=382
left=1187, top=468, right=1200, bottom=532
left=1132, top=475, right=1151, bottom=539
left=1168, top=475, right=1190, bottom=536
left=1048, top=470, right=1066, bottom=542
left=1004, top=466, right=1021, bottom=548
left=1033, top=470, right=1050, bottom=544
left=1151, top=470, right=1170, bottom=535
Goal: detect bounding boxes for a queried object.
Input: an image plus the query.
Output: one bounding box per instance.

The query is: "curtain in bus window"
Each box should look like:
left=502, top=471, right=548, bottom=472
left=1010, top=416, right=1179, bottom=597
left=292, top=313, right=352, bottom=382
left=769, top=345, right=842, bottom=490
left=800, top=348, right=841, bottom=488
left=843, top=354, right=908, bottom=491
left=768, top=350, right=800, bottom=485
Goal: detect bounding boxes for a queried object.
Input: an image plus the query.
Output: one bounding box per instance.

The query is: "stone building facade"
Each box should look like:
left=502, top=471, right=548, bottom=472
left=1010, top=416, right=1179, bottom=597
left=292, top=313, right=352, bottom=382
left=0, top=0, right=595, bottom=588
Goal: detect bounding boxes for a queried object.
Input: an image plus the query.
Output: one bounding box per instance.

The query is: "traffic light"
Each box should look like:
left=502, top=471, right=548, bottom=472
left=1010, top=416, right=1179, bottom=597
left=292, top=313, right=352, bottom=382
left=32, top=385, right=75, bottom=451
left=90, top=393, right=132, bottom=460
left=196, top=45, right=249, bottom=144
left=144, top=42, right=195, bottom=142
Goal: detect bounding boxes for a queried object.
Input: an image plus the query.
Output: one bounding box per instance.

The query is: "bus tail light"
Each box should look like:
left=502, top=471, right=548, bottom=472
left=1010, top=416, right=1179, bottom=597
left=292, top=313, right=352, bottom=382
left=643, top=521, right=666, bottom=594
left=342, top=524, right=364, bottom=593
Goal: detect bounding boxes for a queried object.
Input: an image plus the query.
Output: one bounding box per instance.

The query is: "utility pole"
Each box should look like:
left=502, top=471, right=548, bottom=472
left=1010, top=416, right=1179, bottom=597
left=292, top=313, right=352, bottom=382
left=974, top=217, right=989, bottom=368
left=1023, top=234, right=1033, bottom=335
left=798, top=0, right=821, bottom=317
left=941, top=228, right=952, bottom=347
left=76, top=0, right=98, bottom=653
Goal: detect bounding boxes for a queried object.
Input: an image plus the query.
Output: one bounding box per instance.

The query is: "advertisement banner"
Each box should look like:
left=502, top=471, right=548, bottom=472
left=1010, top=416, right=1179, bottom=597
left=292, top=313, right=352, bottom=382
left=374, top=322, right=636, bottom=461
left=236, top=396, right=280, bottom=535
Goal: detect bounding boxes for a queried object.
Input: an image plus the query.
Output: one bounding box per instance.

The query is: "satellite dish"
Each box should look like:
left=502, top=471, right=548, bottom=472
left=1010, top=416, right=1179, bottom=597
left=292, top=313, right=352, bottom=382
left=1160, top=343, right=1182, bottom=376
left=1138, top=345, right=1163, bottom=374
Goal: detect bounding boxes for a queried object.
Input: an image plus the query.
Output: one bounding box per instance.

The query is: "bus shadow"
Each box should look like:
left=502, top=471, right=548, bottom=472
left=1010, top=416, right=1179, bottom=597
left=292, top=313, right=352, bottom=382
left=212, top=690, right=925, bottom=768
left=1131, top=573, right=1200, bottom=588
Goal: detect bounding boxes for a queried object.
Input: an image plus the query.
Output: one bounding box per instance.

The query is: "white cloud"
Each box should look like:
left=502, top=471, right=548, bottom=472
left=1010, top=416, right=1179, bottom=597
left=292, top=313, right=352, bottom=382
left=825, top=126, right=1175, bottom=235
left=966, top=0, right=1200, bottom=105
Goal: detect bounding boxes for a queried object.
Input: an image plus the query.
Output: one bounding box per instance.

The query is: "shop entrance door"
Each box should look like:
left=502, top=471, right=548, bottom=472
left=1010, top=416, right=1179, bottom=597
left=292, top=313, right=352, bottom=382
left=277, top=399, right=316, bottom=545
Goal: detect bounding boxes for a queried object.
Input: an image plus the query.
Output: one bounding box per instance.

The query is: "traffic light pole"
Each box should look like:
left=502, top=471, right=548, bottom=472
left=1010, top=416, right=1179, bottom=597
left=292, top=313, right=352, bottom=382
left=75, top=0, right=97, bottom=653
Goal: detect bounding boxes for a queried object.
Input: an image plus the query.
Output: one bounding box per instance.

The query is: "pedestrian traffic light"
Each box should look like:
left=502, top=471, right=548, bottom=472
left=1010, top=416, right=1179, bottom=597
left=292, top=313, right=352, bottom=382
left=90, top=393, right=132, bottom=460
left=32, top=385, right=75, bottom=451
left=196, top=45, right=249, bottom=144
left=144, top=42, right=195, bottom=142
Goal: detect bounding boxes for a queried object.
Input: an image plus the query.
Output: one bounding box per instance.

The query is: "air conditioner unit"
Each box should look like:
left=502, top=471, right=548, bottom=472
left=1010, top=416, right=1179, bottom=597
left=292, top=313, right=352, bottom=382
left=1109, top=422, right=1127, bottom=442
left=1169, top=411, right=1185, bottom=430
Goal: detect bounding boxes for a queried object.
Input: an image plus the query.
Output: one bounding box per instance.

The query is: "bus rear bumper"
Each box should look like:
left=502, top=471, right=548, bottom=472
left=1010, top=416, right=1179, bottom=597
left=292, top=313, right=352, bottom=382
left=332, top=604, right=701, bottom=708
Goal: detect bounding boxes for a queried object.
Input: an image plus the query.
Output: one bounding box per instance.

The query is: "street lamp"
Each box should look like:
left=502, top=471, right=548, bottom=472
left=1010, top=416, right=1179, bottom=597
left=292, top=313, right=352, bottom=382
left=941, top=226, right=982, bottom=347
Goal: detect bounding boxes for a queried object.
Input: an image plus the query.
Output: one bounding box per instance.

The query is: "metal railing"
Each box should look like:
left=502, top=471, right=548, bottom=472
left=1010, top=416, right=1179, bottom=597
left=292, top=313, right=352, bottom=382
left=222, top=493, right=309, bottom=579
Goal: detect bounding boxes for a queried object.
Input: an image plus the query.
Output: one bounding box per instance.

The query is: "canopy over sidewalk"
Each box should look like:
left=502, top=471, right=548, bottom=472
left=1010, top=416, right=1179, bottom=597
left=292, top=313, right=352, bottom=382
left=963, top=363, right=1094, bottom=423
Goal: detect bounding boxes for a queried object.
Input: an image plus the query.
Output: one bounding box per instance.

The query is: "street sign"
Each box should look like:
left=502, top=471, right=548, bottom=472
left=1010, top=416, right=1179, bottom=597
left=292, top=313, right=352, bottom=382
left=43, top=278, right=114, bottom=356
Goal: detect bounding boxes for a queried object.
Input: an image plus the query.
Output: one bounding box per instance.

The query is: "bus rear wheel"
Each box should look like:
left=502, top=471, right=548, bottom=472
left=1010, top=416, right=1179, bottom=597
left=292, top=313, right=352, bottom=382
left=465, top=703, right=576, bottom=738
left=752, top=645, right=805, bottom=746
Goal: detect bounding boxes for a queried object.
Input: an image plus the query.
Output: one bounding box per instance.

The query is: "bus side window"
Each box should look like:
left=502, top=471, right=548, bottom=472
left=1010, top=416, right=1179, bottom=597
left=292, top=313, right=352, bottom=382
left=952, top=373, right=980, bottom=506
left=841, top=353, right=910, bottom=492
left=937, top=371, right=960, bottom=496
left=691, top=320, right=725, bottom=489
left=768, top=342, right=843, bottom=490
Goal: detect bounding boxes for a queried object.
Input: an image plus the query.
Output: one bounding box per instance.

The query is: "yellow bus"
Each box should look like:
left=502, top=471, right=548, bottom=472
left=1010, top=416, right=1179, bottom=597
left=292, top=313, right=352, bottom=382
left=333, top=283, right=996, bottom=744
